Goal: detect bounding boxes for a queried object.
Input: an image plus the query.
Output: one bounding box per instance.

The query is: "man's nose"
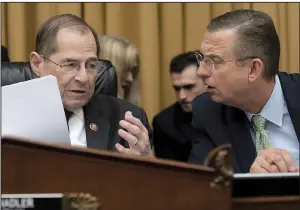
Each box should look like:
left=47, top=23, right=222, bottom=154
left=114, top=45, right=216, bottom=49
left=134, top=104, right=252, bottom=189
left=74, top=67, right=89, bottom=83
left=197, top=65, right=211, bottom=78
left=179, top=89, right=187, bottom=100
left=126, top=72, right=133, bottom=83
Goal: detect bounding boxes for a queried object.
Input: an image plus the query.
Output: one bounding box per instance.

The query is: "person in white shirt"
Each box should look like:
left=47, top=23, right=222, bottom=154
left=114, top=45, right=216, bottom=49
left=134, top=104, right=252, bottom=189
left=30, top=14, right=153, bottom=157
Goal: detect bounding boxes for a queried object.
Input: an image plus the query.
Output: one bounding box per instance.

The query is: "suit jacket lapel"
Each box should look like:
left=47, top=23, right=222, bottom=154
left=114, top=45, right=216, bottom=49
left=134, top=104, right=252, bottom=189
left=83, top=97, right=110, bottom=150
left=226, top=107, right=256, bottom=173
left=279, top=73, right=300, bottom=142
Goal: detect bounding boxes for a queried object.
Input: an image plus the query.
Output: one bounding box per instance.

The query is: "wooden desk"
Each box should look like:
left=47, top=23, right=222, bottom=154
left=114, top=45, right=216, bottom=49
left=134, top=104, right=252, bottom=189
left=2, top=136, right=231, bottom=210
left=3, top=136, right=299, bottom=210
left=233, top=196, right=300, bottom=210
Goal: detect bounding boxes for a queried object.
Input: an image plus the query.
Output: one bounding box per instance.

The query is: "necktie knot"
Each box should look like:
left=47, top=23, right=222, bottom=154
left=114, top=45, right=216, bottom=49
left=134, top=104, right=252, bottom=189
left=251, top=115, right=267, bottom=131
left=251, top=115, right=272, bottom=152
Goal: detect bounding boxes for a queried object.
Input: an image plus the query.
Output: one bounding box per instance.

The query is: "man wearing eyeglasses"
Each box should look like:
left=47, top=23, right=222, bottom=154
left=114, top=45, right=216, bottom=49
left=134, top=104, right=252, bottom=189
left=189, top=10, right=299, bottom=173
left=30, top=14, right=153, bottom=157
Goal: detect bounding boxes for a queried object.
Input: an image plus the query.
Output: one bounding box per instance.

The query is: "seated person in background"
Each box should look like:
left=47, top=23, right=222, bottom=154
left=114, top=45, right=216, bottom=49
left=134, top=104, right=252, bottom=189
left=152, top=51, right=206, bottom=162
left=98, top=35, right=140, bottom=106
left=1, top=45, right=10, bottom=62
left=189, top=9, right=300, bottom=173
left=29, top=14, right=153, bottom=157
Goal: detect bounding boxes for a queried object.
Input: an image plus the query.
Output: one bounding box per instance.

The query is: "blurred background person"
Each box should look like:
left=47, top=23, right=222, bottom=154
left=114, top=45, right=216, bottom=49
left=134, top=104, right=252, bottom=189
left=98, top=35, right=140, bottom=106
left=152, top=51, right=207, bottom=162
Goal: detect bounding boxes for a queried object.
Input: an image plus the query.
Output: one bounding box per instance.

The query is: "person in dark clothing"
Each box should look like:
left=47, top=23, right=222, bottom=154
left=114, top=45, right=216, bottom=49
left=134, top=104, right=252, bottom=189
left=152, top=51, right=206, bottom=161
left=189, top=10, right=299, bottom=173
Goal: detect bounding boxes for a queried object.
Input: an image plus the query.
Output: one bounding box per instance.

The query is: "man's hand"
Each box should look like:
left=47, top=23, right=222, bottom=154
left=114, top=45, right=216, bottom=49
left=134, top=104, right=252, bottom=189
left=115, top=111, right=153, bottom=157
left=250, top=148, right=299, bottom=173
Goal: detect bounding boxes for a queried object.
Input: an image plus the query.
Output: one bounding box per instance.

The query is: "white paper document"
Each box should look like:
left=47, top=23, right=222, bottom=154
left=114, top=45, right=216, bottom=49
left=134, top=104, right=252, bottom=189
left=1, top=76, right=70, bottom=145
left=234, top=172, right=300, bottom=179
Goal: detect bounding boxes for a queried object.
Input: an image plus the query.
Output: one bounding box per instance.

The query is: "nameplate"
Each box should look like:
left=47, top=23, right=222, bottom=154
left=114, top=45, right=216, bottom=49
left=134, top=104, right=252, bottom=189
left=1, top=193, right=101, bottom=210
left=1, top=194, right=63, bottom=210
left=233, top=172, right=300, bottom=197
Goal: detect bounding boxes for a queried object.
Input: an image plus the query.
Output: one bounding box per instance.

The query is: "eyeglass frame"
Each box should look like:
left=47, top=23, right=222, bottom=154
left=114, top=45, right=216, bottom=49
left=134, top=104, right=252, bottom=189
left=195, top=51, right=257, bottom=71
left=40, top=54, right=106, bottom=75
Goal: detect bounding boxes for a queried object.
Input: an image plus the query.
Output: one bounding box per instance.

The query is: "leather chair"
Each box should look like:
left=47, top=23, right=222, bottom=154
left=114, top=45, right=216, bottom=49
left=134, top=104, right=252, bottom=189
left=1, top=60, right=118, bottom=97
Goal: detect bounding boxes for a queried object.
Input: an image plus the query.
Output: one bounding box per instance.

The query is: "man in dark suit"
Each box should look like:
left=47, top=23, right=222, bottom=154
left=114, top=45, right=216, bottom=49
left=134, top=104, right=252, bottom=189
left=153, top=51, right=206, bottom=161
left=189, top=10, right=300, bottom=173
left=29, top=14, right=153, bottom=157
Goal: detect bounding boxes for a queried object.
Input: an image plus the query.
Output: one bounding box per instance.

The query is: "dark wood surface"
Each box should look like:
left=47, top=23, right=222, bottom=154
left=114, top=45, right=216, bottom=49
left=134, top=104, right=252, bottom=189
left=233, top=196, right=300, bottom=210
left=2, top=136, right=231, bottom=210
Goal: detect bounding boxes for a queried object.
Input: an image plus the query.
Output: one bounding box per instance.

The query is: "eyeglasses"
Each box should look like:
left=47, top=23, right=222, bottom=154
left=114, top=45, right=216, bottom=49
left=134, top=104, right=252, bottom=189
left=195, top=51, right=257, bottom=71
left=40, top=55, right=106, bottom=74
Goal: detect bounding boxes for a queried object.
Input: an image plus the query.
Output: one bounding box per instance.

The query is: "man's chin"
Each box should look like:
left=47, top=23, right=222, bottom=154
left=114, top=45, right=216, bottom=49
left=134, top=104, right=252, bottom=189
left=63, top=99, right=89, bottom=111
left=209, top=93, right=224, bottom=104
left=180, top=105, right=192, bottom=112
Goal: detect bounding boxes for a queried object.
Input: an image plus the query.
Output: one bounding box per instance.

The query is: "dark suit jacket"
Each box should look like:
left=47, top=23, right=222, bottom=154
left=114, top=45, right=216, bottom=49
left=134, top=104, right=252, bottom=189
left=188, top=72, right=300, bottom=173
left=82, top=94, right=152, bottom=151
left=1, top=46, right=10, bottom=62
left=152, top=102, right=196, bottom=162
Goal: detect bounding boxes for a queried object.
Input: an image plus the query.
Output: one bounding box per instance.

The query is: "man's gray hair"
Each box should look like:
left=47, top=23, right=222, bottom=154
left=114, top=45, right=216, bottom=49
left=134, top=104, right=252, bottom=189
left=207, top=10, right=280, bottom=80
left=35, top=14, right=100, bottom=57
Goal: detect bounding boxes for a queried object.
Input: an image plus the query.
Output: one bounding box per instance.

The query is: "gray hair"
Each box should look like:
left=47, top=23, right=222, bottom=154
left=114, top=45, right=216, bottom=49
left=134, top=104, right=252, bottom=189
left=35, top=14, right=100, bottom=57
left=207, top=10, right=280, bottom=80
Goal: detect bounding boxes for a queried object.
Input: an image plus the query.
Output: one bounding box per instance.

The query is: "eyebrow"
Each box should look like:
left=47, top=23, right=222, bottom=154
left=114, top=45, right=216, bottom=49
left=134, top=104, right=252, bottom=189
left=204, top=53, right=223, bottom=60
left=86, top=57, right=99, bottom=62
left=64, top=58, right=79, bottom=63
left=173, top=83, right=196, bottom=88
left=63, top=57, right=98, bottom=63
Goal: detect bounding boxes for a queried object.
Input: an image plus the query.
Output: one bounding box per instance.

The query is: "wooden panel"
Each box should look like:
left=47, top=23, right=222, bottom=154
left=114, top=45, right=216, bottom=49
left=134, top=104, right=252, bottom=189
left=119, top=3, right=140, bottom=47
left=160, top=3, right=183, bottom=109
left=211, top=3, right=233, bottom=18
left=233, top=196, right=300, bottom=210
left=83, top=3, right=105, bottom=35
left=7, top=3, right=26, bottom=61
left=55, top=3, right=81, bottom=17
left=278, top=3, right=288, bottom=72
left=35, top=3, right=57, bottom=30
left=1, top=3, right=7, bottom=46
left=105, top=3, right=122, bottom=35
left=184, top=3, right=211, bottom=51
left=233, top=3, right=252, bottom=10
left=287, top=3, right=299, bottom=73
left=2, top=137, right=231, bottom=210
left=138, top=3, right=161, bottom=122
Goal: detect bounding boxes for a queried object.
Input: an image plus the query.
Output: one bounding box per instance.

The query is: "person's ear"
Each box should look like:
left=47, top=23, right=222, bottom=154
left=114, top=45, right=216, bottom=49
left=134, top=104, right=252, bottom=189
left=30, top=52, right=43, bottom=76
left=248, top=58, right=264, bottom=83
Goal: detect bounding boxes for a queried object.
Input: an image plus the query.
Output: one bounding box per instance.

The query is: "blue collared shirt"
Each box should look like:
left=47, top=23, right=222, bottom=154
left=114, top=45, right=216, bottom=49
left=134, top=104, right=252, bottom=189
left=245, top=75, right=299, bottom=166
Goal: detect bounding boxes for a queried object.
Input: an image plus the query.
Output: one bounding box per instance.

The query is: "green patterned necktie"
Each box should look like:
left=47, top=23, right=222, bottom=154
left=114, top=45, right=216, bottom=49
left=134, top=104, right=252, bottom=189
left=251, top=115, right=273, bottom=153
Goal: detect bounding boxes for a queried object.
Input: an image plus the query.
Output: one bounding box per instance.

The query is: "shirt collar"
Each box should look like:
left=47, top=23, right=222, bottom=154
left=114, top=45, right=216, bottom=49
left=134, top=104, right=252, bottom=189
left=245, top=75, right=284, bottom=127
left=72, top=108, right=84, bottom=120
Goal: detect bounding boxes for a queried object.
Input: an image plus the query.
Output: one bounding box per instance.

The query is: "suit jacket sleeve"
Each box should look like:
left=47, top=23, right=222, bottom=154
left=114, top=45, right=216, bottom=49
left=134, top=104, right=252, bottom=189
left=188, top=126, right=214, bottom=165
left=188, top=94, right=215, bottom=165
left=291, top=73, right=300, bottom=85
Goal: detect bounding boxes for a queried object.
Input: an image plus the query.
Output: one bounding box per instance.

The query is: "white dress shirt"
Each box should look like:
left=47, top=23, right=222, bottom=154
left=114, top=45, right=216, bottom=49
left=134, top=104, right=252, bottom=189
left=68, top=108, right=87, bottom=147
left=245, top=75, right=299, bottom=166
